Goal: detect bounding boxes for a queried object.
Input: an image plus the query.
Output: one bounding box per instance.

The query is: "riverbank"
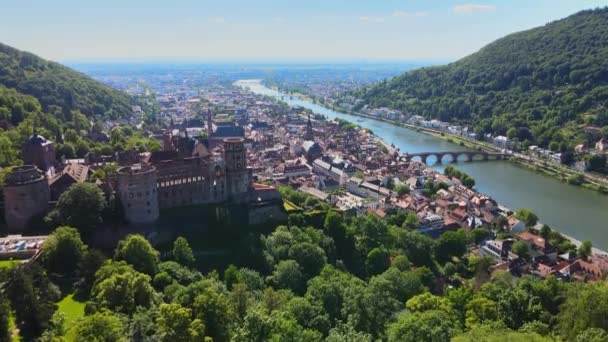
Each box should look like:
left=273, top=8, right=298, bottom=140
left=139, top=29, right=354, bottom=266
left=560, top=231, right=607, bottom=257
left=280, top=89, right=608, bottom=254
left=240, top=79, right=608, bottom=250
left=308, top=96, right=608, bottom=195
left=274, top=84, right=608, bottom=194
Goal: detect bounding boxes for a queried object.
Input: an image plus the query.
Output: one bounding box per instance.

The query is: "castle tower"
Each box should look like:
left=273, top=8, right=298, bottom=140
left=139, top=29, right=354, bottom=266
left=207, top=109, right=213, bottom=138
left=117, top=164, right=159, bottom=224
left=304, top=112, right=313, bottom=141
left=162, top=130, right=174, bottom=151
left=22, top=129, right=56, bottom=176
left=223, top=138, right=252, bottom=201
left=3, top=165, right=50, bottom=232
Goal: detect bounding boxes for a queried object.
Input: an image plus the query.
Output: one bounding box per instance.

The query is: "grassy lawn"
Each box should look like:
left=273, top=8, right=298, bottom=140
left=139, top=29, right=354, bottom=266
left=57, top=293, right=85, bottom=338
left=9, top=312, right=21, bottom=342
left=283, top=199, right=302, bottom=212
left=0, top=259, right=20, bottom=269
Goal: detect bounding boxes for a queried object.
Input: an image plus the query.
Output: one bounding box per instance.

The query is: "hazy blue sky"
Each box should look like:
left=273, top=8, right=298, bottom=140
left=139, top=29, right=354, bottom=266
left=1, top=0, right=605, bottom=62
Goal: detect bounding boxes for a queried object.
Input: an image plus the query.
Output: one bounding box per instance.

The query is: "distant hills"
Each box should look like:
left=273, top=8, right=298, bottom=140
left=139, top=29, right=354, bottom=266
left=0, top=43, right=144, bottom=167
left=0, top=42, right=133, bottom=120
left=354, top=8, right=608, bottom=149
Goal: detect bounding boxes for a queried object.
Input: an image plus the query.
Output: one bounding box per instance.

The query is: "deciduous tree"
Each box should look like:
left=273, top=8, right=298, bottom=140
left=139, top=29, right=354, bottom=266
left=288, top=242, right=327, bottom=279
left=46, top=183, right=106, bottom=231
left=435, top=229, right=468, bottom=263
left=511, top=241, right=530, bottom=259
left=465, top=296, right=498, bottom=328
left=559, top=282, right=608, bottom=340
left=114, top=234, right=159, bottom=276
left=156, top=303, right=205, bottom=342
left=388, top=310, right=459, bottom=342
left=515, top=209, right=538, bottom=227
left=91, top=261, right=157, bottom=315
left=578, top=240, right=592, bottom=259
left=73, top=312, right=126, bottom=342
left=193, top=286, right=233, bottom=341
left=366, top=248, right=391, bottom=276
left=172, top=236, right=195, bottom=267
left=270, top=260, right=305, bottom=294
left=402, top=212, right=419, bottom=230
left=41, top=226, right=86, bottom=276
left=0, top=296, right=10, bottom=342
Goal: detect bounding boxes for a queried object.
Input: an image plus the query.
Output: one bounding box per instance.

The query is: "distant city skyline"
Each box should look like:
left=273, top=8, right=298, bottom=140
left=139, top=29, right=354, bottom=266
left=1, top=0, right=606, bottom=62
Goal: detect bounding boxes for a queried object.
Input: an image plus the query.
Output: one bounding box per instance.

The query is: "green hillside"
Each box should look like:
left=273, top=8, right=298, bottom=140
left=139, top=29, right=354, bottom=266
left=0, top=42, right=133, bottom=119
left=0, top=43, right=161, bottom=167
left=355, top=8, right=608, bottom=150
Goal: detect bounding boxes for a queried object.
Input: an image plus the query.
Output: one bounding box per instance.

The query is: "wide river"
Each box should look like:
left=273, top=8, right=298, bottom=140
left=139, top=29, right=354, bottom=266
left=236, top=79, right=608, bottom=250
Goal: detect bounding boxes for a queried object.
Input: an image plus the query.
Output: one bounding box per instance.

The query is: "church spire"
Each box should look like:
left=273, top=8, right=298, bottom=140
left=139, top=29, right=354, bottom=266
left=305, top=112, right=313, bottom=140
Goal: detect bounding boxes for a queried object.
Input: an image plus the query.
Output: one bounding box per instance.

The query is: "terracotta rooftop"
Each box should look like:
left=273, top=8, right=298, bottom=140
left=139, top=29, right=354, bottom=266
left=50, top=163, right=89, bottom=184
left=518, top=231, right=547, bottom=250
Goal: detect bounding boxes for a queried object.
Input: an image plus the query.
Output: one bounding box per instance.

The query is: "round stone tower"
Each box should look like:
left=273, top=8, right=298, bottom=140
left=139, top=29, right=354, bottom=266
left=117, top=164, right=159, bottom=224
left=223, top=137, right=251, bottom=201
left=3, top=165, right=50, bottom=232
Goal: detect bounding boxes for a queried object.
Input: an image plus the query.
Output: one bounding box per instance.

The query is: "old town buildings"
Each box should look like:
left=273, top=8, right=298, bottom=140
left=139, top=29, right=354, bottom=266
left=4, top=83, right=608, bottom=283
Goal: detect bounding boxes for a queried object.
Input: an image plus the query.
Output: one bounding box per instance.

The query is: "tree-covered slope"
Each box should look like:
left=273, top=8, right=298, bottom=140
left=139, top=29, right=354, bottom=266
left=355, top=8, right=608, bottom=149
left=0, top=44, right=161, bottom=167
left=0, top=42, right=133, bottom=119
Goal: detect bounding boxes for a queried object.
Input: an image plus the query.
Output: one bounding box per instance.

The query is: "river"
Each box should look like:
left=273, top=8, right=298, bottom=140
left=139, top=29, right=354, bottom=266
left=235, top=79, right=608, bottom=250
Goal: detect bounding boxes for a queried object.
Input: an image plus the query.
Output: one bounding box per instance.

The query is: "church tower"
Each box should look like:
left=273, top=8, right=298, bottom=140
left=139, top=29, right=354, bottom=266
left=304, top=113, right=313, bottom=141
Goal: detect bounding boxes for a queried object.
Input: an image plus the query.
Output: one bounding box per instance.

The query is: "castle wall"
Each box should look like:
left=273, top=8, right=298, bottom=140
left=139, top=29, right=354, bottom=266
left=116, top=138, right=270, bottom=223
left=248, top=202, right=287, bottom=225
left=224, top=138, right=252, bottom=202
left=3, top=166, right=50, bottom=232
left=154, top=157, right=227, bottom=209
left=117, top=165, right=159, bottom=224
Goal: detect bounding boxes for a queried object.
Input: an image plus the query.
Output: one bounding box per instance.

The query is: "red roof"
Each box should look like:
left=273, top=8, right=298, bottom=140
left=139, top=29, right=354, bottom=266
left=518, top=231, right=547, bottom=250
left=253, top=183, right=276, bottom=191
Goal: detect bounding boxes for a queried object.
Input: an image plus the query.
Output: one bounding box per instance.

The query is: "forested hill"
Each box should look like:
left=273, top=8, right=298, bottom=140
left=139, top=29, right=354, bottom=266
left=0, top=42, right=133, bottom=119
left=354, top=8, right=608, bottom=149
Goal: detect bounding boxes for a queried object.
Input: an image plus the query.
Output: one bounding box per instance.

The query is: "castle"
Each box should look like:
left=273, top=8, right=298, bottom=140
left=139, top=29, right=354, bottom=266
left=3, top=165, right=50, bottom=231
left=117, top=137, right=255, bottom=224
left=3, top=129, right=285, bottom=232
left=22, top=130, right=56, bottom=177
left=2, top=132, right=56, bottom=232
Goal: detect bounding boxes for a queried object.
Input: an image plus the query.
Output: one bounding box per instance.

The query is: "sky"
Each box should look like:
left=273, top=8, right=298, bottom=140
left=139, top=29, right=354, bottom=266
left=0, top=0, right=606, bottom=63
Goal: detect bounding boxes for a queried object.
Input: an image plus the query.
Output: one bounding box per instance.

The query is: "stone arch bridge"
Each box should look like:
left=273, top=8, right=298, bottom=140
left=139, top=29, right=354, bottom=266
left=404, top=151, right=509, bottom=164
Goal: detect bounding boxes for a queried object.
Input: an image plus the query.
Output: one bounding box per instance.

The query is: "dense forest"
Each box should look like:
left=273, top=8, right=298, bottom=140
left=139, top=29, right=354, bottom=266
left=354, top=8, right=608, bottom=151
left=0, top=85, right=160, bottom=169
left=0, top=43, right=134, bottom=119
left=1, top=184, right=607, bottom=341
left=0, top=43, right=161, bottom=168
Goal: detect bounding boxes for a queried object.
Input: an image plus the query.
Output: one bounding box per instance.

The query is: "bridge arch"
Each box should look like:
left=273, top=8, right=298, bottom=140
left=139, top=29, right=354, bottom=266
left=410, top=155, right=424, bottom=163
left=439, top=153, right=457, bottom=164
left=405, top=151, right=507, bottom=164
left=460, top=153, right=473, bottom=162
